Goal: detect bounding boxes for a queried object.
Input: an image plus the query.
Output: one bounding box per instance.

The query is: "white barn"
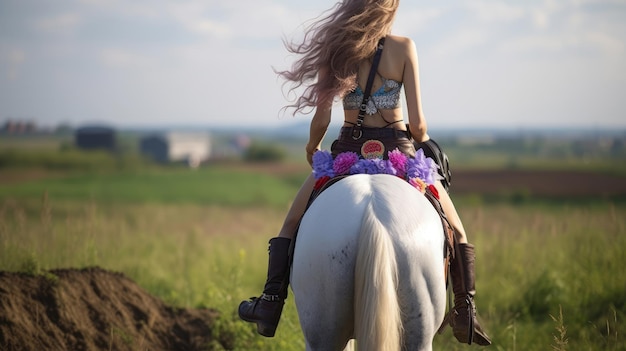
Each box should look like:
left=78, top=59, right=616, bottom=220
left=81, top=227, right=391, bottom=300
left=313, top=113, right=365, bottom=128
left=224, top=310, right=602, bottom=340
left=140, top=132, right=211, bottom=168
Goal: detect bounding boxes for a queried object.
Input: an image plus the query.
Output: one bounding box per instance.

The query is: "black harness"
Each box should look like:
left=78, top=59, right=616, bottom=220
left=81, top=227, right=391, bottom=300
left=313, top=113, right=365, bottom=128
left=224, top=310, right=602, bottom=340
left=351, top=37, right=386, bottom=140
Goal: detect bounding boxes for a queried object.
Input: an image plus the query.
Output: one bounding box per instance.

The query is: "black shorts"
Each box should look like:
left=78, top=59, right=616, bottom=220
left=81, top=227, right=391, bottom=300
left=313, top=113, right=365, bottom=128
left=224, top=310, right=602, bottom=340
left=331, top=127, right=416, bottom=159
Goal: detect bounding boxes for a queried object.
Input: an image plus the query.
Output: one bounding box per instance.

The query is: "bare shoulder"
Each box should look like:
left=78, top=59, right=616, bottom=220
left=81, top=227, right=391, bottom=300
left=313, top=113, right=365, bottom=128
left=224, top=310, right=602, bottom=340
left=385, top=35, right=416, bottom=54
left=379, top=35, right=417, bottom=80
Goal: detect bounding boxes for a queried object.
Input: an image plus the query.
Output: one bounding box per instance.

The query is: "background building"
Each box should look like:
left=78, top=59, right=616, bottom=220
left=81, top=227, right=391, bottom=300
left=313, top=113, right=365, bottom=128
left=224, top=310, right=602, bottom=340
left=140, top=132, right=211, bottom=168
left=75, top=126, right=116, bottom=151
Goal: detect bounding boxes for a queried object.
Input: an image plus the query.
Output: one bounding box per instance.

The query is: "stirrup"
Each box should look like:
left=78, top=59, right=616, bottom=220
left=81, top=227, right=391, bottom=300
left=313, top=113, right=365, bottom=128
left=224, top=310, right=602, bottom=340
left=436, top=296, right=476, bottom=344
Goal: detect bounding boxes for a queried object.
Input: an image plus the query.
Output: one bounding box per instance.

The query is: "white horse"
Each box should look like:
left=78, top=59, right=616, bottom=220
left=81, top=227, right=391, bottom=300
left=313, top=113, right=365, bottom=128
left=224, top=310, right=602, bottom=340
left=291, top=174, right=447, bottom=351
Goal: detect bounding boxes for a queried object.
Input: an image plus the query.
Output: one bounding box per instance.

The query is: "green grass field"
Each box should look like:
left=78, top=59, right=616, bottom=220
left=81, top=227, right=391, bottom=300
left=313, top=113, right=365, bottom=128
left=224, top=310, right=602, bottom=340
left=1, top=148, right=625, bottom=350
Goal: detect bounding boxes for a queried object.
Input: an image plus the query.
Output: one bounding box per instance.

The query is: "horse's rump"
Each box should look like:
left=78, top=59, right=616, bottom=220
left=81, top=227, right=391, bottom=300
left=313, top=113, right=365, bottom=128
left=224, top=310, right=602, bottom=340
left=292, top=174, right=447, bottom=351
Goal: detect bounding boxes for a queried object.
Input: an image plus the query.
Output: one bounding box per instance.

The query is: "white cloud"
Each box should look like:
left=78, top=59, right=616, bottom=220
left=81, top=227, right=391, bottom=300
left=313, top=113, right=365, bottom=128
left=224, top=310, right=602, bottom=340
left=3, top=48, right=26, bottom=81
left=184, top=19, right=232, bottom=39
left=34, top=12, right=83, bottom=34
left=223, top=3, right=294, bottom=40
left=494, top=1, right=626, bottom=57
left=584, top=31, right=626, bottom=55
left=166, top=2, right=225, bottom=38
left=465, top=1, right=526, bottom=22
left=76, top=0, right=163, bottom=19
left=430, top=28, right=490, bottom=58
left=99, top=48, right=154, bottom=69
left=1, top=0, right=625, bottom=128
left=528, top=0, right=563, bottom=29
left=395, top=7, right=444, bottom=35
left=7, top=49, right=25, bottom=64
left=497, top=34, right=571, bottom=53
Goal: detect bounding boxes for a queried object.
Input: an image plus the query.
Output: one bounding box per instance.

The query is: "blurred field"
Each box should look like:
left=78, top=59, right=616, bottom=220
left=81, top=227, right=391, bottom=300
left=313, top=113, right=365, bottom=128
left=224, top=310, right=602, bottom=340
left=1, top=135, right=625, bottom=350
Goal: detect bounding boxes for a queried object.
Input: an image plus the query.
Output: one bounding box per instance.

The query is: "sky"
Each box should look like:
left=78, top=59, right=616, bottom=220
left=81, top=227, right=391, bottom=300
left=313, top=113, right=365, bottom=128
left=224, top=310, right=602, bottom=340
left=1, top=0, right=625, bottom=130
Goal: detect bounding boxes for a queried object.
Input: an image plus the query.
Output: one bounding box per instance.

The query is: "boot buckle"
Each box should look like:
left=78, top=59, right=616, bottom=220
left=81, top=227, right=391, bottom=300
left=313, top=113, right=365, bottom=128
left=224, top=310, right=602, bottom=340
left=260, top=293, right=282, bottom=302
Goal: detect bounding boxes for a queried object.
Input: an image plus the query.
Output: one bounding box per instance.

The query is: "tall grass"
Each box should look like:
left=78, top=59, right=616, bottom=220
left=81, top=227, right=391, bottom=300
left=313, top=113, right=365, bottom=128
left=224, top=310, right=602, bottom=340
left=0, top=167, right=301, bottom=207
left=1, top=174, right=625, bottom=350
left=433, top=202, right=626, bottom=351
left=0, top=196, right=304, bottom=350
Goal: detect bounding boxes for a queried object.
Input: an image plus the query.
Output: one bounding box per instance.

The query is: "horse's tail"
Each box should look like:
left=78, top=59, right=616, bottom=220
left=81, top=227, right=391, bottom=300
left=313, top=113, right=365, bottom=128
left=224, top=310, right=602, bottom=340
left=354, top=202, right=402, bottom=351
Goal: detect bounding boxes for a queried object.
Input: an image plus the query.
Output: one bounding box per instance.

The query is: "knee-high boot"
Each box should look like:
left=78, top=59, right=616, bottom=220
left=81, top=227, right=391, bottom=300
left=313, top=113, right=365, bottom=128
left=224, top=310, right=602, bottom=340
left=445, top=243, right=492, bottom=346
left=238, top=237, right=291, bottom=337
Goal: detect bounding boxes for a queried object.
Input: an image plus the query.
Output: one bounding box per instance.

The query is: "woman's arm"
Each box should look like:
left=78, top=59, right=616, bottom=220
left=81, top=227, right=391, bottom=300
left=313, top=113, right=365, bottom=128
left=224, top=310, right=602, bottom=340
left=306, top=105, right=332, bottom=165
left=305, top=67, right=333, bottom=165
left=402, top=38, right=429, bottom=142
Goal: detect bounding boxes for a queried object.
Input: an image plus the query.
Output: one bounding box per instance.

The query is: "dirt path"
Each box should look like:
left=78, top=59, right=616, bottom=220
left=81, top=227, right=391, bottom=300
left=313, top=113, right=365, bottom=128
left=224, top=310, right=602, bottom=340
left=451, top=170, right=626, bottom=198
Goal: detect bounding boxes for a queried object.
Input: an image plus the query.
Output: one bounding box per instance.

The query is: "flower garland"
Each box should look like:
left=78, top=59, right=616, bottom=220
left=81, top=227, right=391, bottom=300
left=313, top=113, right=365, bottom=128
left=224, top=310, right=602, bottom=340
left=312, top=148, right=440, bottom=195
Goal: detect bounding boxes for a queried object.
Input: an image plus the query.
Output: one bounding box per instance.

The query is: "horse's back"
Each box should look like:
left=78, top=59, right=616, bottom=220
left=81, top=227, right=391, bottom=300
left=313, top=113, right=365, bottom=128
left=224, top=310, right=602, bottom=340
left=292, top=174, right=446, bottom=351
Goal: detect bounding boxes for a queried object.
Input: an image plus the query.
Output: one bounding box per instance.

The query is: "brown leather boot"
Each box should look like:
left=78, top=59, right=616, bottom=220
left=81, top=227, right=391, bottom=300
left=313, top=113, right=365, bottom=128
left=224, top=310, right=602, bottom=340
left=443, top=243, right=492, bottom=346
left=238, top=237, right=291, bottom=337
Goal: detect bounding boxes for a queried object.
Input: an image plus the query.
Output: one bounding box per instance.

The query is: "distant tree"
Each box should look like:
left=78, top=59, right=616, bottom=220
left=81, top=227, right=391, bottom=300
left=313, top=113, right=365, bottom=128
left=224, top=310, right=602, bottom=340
left=55, top=123, right=74, bottom=135
left=243, top=142, right=287, bottom=162
left=610, top=139, right=625, bottom=158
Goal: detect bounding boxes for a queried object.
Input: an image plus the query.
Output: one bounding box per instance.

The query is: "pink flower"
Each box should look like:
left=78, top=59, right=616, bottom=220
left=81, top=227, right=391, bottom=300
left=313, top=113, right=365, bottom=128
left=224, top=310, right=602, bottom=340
left=388, top=148, right=408, bottom=177
left=333, top=152, right=359, bottom=175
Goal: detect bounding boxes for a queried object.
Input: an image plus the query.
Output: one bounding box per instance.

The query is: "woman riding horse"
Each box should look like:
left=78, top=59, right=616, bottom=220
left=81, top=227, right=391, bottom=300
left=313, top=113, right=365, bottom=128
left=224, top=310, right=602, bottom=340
left=238, top=0, right=491, bottom=345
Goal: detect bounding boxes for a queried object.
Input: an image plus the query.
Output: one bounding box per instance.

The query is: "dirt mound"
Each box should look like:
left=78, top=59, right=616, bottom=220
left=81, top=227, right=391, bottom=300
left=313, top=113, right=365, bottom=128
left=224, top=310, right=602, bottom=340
left=0, top=267, right=220, bottom=351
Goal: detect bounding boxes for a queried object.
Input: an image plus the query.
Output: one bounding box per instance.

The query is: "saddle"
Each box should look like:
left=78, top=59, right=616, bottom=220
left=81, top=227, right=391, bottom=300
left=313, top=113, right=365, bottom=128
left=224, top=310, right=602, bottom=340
left=284, top=141, right=456, bottom=295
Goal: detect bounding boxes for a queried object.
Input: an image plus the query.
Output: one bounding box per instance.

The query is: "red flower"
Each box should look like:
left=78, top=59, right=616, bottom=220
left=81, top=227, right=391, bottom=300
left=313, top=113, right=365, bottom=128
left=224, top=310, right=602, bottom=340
left=427, top=184, right=439, bottom=199
left=314, top=176, right=331, bottom=190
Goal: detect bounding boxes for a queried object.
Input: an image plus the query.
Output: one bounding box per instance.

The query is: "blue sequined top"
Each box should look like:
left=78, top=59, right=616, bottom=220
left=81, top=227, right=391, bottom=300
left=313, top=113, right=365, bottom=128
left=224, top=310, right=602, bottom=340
left=343, top=77, right=402, bottom=115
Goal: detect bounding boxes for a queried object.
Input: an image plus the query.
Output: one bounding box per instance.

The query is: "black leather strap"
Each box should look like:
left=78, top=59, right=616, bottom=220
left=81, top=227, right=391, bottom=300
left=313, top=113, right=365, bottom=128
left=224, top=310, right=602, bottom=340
left=352, top=37, right=386, bottom=140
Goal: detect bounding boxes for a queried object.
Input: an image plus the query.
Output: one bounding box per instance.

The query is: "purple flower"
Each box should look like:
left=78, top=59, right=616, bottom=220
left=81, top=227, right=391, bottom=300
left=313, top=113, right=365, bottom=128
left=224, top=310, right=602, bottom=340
left=406, top=149, right=439, bottom=185
left=406, top=158, right=421, bottom=180
left=312, top=150, right=335, bottom=179
left=376, top=158, right=398, bottom=176
left=423, top=158, right=438, bottom=184
left=333, top=152, right=359, bottom=175
left=388, top=148, right=408, bottom=177
left=414, top=149, right=429, bottom=173
left=350, top=159, right=379, bottom=175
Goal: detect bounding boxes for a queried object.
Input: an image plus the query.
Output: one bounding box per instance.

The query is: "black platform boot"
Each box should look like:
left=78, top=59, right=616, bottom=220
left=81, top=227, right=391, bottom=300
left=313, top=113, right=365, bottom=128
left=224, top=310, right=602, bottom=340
left=238, top=237, right=291, bottom=337
left=442, top=243, right=492, bottom=346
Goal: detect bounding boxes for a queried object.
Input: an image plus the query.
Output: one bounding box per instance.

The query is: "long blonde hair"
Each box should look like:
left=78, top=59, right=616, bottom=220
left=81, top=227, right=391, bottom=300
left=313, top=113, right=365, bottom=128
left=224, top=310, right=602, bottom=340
left=278, top=0, right=399, bottom=115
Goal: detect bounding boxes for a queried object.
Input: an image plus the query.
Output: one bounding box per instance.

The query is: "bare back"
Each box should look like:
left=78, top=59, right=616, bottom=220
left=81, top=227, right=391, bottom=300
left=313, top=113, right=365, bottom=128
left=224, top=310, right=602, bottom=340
left=343, top=35, right=411, bottom=129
